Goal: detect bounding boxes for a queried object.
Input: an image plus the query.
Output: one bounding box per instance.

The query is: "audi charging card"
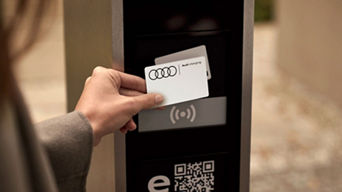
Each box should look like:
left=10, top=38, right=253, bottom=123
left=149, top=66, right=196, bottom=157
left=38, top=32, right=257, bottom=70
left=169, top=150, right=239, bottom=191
left=145, top=56, right=209, bottom=107
left=154, top=45, right=212, bottom=80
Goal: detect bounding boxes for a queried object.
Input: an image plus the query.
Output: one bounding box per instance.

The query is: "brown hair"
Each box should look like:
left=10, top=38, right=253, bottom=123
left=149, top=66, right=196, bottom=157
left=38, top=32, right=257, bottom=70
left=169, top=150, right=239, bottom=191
left=0, top=0, right=52, bottom=100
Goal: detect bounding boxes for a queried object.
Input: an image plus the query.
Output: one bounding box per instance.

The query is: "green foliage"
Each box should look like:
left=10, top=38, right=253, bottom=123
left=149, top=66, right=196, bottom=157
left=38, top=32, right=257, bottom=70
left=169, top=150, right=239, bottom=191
left=255, top=0, right=274, bottom=22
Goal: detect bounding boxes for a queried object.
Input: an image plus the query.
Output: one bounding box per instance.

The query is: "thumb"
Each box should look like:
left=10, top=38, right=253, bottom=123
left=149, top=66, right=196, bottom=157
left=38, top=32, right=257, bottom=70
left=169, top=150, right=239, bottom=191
left=131, top=93, right=164, bottom=113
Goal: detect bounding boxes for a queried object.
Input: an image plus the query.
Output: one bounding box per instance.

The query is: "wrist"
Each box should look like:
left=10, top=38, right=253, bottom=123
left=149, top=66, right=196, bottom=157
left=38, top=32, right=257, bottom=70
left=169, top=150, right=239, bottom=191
left=87, top=116, right=104, bottom=146
left=76, top=109, right=103, bottom=146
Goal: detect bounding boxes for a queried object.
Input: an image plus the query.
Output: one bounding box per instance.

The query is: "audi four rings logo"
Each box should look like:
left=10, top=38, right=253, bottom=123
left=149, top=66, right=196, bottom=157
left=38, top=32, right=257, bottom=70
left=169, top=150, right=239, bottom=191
left=148, top=66, right=178, bottom=80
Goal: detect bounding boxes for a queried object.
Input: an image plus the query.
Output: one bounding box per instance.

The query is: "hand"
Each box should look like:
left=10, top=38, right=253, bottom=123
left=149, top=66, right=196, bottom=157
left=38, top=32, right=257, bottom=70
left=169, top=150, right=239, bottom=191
left=75, top=66, right=164, bottom=146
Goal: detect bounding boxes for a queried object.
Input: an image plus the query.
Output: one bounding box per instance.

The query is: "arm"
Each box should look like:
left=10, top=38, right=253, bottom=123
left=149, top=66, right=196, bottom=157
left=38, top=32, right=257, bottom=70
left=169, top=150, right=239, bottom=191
left=75, top=66, right=164, bottom=145
left=36, top=111, right=93, bottom=192
left=36, top=66, right=164, bottom=192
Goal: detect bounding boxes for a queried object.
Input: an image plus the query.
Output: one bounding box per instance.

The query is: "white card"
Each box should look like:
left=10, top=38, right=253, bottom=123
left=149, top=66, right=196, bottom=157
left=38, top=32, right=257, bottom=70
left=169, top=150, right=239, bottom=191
left=154, top=45, right=212, bottom=80
left=145, top=56, right=209, bottom=107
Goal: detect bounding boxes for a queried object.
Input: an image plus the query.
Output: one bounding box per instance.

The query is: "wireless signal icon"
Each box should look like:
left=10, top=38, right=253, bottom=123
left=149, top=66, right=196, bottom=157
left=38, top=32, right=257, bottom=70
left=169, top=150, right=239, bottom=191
left=170, top=104, right=196, bottom=124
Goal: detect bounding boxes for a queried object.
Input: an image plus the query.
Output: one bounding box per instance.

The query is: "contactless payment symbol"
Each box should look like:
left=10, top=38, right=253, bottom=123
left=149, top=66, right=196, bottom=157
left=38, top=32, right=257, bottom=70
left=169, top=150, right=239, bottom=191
left=170, top=104, right=196, bottom=124
left=148, top=66, right=177, bottom=80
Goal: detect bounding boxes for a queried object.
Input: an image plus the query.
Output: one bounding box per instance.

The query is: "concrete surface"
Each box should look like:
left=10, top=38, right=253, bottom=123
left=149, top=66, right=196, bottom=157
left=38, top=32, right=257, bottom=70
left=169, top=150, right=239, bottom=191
left=252, top=23, right=342, bottom=192
left=277, top=0, right=342, bottom=109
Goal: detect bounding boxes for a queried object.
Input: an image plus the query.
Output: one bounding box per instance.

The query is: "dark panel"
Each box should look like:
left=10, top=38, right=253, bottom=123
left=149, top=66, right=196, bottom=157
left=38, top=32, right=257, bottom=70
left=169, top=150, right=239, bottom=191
left=125, top=31, right=231, bottom=97
left=123, top=0, right=245, bottom=191
left=131, top=153, right=236, bottom=192
left=123, top=0, right=243, bottom=35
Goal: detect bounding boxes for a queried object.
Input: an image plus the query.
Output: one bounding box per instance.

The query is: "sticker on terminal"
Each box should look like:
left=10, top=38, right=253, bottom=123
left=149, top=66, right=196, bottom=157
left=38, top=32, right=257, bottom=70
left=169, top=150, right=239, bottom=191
left=155, top=45, right=212, bottom=80
left=145, top=56, right=209, bottom=107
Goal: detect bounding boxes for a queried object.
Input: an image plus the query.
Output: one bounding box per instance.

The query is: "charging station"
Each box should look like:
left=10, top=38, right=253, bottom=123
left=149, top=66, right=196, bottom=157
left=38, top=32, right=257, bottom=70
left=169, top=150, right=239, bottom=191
left=64, top=0, right=253, bottom=191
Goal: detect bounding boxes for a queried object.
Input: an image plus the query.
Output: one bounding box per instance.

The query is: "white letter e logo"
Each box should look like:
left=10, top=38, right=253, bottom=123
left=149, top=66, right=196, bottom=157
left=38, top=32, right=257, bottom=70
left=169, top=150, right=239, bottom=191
left=148, top=175, right=170, bottom=192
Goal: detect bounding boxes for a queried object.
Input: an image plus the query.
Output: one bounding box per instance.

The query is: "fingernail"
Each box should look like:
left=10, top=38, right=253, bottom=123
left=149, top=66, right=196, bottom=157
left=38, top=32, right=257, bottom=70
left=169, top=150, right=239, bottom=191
left=155, top=94, right=164, bottom=104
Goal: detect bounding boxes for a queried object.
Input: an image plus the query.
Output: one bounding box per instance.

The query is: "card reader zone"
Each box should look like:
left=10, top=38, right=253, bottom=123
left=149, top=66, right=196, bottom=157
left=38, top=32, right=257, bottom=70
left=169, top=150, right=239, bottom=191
left=138, top=97, right=227, bottom=132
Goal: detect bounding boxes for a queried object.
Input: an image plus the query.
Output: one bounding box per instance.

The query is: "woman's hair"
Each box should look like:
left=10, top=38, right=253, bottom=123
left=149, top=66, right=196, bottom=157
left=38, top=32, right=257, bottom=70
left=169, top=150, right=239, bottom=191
left=0, top=0, right=52, bottom=100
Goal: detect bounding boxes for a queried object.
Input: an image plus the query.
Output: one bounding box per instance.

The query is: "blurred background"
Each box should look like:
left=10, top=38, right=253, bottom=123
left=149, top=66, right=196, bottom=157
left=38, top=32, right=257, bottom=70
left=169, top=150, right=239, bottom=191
left=251, top=0, right=342, bottom=192
left=5, top=0, right=342, bottom=191
left=252, top=0, right=342, bottom=191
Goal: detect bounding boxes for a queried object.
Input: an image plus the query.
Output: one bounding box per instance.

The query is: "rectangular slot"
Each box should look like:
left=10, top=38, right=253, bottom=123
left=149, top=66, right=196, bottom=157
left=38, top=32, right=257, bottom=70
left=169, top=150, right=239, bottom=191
left=139, top=97, right=226, bottom=132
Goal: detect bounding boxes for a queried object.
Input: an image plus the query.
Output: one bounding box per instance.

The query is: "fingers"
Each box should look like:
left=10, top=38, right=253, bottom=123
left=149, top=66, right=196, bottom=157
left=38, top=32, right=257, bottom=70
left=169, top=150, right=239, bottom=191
left=129, top=93, right=164, bottom=114
left=126, top=119, right=137, bottom=131
left=157, top=106, right=166, bottom=110
left=92, top=66, right=106, bottom=75
left=119, top=88, right=144, bottom=97
left=92, top=66, right=147, bottom=93
left=117, top=71, right=147, bottom=93
left=120, top=119, right=136, bottom=134
left=120, top=127, right=128, bottom=134
left=85, top=76, right=91, bottom=86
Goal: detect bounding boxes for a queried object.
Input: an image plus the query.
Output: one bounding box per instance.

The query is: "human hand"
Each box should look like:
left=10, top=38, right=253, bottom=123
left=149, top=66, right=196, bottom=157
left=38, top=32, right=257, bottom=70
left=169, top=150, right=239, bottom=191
left=75, top=66, right=164, bottom=146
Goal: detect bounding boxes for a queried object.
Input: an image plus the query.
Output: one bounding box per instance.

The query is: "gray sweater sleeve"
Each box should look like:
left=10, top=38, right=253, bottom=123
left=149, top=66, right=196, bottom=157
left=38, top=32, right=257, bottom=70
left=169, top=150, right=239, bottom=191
left=35, top=111, right=93, bottom=192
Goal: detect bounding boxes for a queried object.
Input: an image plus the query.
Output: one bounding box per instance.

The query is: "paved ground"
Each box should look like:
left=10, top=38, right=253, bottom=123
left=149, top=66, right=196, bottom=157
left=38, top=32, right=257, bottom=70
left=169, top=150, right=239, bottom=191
left=14, top=7, right=342, bottom=191
left=251, top=24, right=342, bottom=192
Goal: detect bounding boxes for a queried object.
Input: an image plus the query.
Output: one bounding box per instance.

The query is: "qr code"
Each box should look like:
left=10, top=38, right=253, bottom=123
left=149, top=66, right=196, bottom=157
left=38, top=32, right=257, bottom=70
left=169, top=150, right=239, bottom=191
left=174, top=160, right=215, bottom=192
